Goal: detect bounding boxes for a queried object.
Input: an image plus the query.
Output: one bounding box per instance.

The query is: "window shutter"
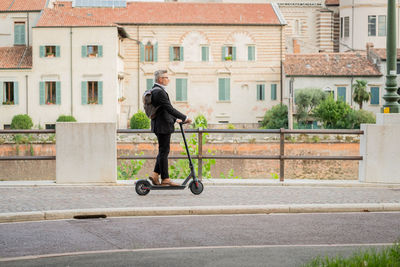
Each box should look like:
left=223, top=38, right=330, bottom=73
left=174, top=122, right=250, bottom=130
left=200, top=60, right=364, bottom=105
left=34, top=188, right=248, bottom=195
left=176, top=79, right=182, bottom=101
left=39, top=82, right=45, bottom=105
left=13, top=82, right=19, bottom=105
left=221, top=46, right=226, bottom=61
left=0, top=82, right=3, bottom=105
left=257, top=85, right=261, bottom=100
left=139, top=43, right=144, bottom=62
left=225, top=78, right=230, bottom=100
left=337, top=87, right=346, bottom=102
left=14, top=24, right=25, bottom=45
left=180, top=46, right=184, bottom=61
left=56, top=82, right=61, bottom=105
left=371, top=87, right=380, bottom=104
left=81, top=81, right=87, bottom=105
left=154, top=42, right=158, bottom=62
left=218, top=78, right=225, bottom=100
left=146, top=79, right=154, bottom=91
left=182, top=78, right=187, bottom=101
left=81, top=46, right=87, bottom=57
left=202, top=46, right=209, bottom=62
left=55, top=46, right=60, bottom=57
left=40, top=46, right=45, bottom=58
left=98, top=81, right=103, bottom=104
left=169, top=46, right=174, bottom=61
left=232, top=47, right=237, bottom=61
left=248, top=46, right=255, bottom=61
left=98, top=45, right=103, bottom=57
left=271, top=84, right=277, bottom=100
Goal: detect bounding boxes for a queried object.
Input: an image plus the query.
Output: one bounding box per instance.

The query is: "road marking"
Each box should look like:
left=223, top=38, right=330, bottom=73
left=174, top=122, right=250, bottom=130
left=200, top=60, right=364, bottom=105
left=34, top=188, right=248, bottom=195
left=0, top=243, right=394, bottom=262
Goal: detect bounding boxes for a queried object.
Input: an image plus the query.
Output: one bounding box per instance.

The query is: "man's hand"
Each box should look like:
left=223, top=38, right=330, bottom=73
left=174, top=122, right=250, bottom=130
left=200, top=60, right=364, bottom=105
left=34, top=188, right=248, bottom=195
left=176, top=118, right=192, bottom=124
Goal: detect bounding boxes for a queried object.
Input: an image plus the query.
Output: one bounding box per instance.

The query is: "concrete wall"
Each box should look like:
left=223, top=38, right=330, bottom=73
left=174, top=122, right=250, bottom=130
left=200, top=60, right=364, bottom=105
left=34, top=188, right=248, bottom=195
left=56, top=122, right=116, bottom=184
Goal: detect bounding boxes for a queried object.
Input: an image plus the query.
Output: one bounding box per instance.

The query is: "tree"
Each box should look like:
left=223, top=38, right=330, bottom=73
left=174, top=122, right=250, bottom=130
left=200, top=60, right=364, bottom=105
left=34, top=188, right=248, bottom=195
left=294, top=88, right=326, bottom=124
left=313, top=95, right=353, bottom=129
left=352, top=80, right=370, bottom=110
left=261, top=104, right=288, bottom=129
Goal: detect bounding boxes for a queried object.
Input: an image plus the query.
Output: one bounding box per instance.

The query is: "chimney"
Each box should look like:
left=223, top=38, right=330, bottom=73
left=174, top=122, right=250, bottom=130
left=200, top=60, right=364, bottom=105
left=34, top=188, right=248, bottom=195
left=366, top=42, right=374, bottom=61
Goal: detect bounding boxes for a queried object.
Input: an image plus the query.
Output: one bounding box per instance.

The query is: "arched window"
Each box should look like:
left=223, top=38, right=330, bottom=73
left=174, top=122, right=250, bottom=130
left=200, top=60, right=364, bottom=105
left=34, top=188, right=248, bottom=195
left=145, top=41, right=153, bottom=62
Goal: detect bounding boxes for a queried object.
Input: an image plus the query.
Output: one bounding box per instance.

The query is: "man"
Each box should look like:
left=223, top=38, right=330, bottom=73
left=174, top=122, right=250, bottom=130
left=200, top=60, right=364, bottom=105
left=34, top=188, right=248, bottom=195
left=149, top=70, right=192, bottom=186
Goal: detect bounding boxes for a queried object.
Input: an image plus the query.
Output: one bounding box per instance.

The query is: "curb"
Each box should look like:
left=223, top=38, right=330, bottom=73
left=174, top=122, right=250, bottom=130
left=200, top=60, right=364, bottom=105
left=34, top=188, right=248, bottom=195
left=2, top=203, right=400, bottom=223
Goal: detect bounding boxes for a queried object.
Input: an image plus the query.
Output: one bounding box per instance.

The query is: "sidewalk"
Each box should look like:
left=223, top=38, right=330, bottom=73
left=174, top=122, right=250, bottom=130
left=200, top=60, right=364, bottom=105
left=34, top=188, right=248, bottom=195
left=1, top=179, right=400, bottom=223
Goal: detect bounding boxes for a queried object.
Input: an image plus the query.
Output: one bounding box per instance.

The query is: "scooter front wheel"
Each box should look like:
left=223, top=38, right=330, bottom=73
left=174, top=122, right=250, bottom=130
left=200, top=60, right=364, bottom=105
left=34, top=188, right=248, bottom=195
left=189, top=181, right=204, bottom=195
left=135, top=180, right=151, bottom=196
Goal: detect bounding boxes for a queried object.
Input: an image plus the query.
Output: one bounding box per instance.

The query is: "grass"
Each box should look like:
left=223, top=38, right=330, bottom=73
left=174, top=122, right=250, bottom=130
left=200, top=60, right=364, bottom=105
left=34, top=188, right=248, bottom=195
left=303, top=242, right=400, bottom=267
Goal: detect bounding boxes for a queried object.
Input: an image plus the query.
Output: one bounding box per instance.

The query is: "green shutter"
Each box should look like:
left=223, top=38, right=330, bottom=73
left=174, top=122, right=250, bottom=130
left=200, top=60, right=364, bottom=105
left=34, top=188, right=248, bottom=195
left=81, top=81, right=87, bottom=104
left=218, top=78, right=225, bottom=100
left=202, top=46, right=209, bottom=62
left=180, top=46, right=184, bottom=61
left=271, top=84, right=277, bottom=100
left=232, top=47, right=236, bottom=61
left=169, top=46, right=174, bottom=61
left=40, top=46, right=45, bottom=58
left=176, top=79, right=182, bottom=101
left=55, top=46, right=60, bottom=57
left=13, top=82, right=19, bottom=105
left=146, top=79, right=154, bottom=90
left=14, top=24, right=25, bottom=45
left=98, top=81, right=103, bottom=104
left=337, top=87, right=346, bottom=102
left=182, top=78, right=187, bottom=101
left=221, top=46, right=226, bottom=61
left=81, top=46, right=87, bottom=57
left=248, top=46, right=255, bottom=61
left=98, top=45, right=103, bottom=57
left=139, top=43, right=144, bottom=62
left=154, top=42, right=158, bottom=62
left=56, top=82, right=61, bottom=105
left=0, top=82, right=3, bottom=105
left=371, top=87, right=380, bottom=104
left=39, top=82, right=45, bottom=105
left=225, top=78, right=230, bottom=100
left=257, top=84, right=265, bottom=100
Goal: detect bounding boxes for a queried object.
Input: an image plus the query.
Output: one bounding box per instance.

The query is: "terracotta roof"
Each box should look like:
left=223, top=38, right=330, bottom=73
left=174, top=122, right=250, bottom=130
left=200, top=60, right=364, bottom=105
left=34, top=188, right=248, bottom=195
left=0, top=0, right=47, bottom=11
left=36, top=8, right=117, bottom=27
left=0, top=47, right=32, bottom=69
left=325, top=0, right=339, bottom=6
left=51, top=2, right=281, bottom=25
left=284, top=53, right=382, bottom=77
left=370, top=48, right=400, bottom=60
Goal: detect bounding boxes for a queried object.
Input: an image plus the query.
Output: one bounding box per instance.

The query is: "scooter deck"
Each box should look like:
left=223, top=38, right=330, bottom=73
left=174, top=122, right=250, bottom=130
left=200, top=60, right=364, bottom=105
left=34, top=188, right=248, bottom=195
left=150, top=185, right=186, bottom=190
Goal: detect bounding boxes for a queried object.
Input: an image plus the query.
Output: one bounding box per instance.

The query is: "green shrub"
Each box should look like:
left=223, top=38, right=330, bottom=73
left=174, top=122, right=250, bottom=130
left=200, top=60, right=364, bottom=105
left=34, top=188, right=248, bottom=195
left=193, top=114, right=208, bottom=129
left=347, top=109, right=376, bottom=129
left=56, top=115, right=77, bottom=122
left=313, top=95, right=353, bottom=129
left=130, top=111, right=150, bottom=129
left=261, top=104, right=288, bottom=129
left=11, top=114, right=33, bottom=129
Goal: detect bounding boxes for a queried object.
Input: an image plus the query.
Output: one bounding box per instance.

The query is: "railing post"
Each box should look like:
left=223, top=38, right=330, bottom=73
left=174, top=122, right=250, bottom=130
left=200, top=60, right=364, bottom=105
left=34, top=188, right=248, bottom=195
left=198, top=127, right=203, bottom=180
left=280, top=128, right=285, bottom=182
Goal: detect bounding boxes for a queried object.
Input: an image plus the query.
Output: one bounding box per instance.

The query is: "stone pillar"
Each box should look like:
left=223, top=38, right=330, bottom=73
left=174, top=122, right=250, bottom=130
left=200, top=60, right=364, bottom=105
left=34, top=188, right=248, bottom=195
left=56, top=122, right=117, bottom=184
left=359, top=114, right=400, bottom=183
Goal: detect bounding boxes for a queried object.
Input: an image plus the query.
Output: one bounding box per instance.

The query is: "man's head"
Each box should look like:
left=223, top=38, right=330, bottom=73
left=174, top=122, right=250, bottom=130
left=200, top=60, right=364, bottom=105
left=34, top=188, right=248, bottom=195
left=154, top=70, right=169, bottom=86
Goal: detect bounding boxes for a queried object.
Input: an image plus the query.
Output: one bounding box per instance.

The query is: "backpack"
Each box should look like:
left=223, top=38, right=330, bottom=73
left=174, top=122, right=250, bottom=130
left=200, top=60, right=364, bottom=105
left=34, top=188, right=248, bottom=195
left=142, top=87, right=160, bottom=119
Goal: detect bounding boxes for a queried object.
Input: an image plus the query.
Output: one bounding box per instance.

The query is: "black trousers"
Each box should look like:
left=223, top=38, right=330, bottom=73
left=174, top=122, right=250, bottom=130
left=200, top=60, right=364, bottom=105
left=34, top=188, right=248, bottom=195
left=154, top=133, right=171, bottom=179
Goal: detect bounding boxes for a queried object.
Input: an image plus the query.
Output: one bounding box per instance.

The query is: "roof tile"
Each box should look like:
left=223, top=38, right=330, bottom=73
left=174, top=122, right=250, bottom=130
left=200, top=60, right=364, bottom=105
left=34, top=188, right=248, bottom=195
left=0, top=46, right=32, bottom=69
left=0, top=0, right=47, bottom=11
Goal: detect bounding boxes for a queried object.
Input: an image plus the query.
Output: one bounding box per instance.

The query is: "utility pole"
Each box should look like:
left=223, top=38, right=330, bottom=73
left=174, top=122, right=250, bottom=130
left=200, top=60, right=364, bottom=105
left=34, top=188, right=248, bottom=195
left=382, top=0, right=400, bottom=113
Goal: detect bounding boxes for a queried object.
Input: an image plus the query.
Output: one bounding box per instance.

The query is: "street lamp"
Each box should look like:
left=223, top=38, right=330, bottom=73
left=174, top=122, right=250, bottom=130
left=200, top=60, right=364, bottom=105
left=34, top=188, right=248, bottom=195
left=382, top=0, right=400, bottom=113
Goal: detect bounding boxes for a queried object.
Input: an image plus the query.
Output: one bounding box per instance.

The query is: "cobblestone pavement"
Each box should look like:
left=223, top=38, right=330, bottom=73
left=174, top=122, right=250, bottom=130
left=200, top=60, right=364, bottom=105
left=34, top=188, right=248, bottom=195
left=2, top=184, right=400, bottom=213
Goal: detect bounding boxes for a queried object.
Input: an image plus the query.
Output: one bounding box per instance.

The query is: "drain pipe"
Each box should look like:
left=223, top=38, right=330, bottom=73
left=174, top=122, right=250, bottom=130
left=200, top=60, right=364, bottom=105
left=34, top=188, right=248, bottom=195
left=70, top=27, right=73, bottom=116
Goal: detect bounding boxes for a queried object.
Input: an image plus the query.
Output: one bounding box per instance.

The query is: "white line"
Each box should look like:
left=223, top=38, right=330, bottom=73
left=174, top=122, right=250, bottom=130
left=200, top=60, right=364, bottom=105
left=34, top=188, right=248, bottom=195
left=0, top=243, right=394, bottom=262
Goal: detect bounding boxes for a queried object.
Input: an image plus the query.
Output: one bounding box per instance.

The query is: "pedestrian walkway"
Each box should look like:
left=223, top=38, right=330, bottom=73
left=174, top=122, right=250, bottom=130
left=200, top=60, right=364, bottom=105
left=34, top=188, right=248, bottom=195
left=1, top=179, right=400, bottom=223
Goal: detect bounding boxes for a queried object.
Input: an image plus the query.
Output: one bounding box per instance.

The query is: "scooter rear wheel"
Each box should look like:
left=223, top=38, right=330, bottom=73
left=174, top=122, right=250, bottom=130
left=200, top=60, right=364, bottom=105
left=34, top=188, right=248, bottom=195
left=135, top=180, right=151, bottom=196
left=189, top=181, right=204, bottom=195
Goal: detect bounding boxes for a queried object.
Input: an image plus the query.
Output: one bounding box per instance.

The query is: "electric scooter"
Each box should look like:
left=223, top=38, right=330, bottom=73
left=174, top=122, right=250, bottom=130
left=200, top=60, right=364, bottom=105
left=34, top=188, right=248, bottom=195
left=135, top=122, right=204, bottom=196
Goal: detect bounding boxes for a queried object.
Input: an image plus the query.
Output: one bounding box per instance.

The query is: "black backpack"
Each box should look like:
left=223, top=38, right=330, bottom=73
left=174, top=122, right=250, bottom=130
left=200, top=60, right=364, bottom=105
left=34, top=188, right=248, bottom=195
left=142, top=87, right=161, bottom=119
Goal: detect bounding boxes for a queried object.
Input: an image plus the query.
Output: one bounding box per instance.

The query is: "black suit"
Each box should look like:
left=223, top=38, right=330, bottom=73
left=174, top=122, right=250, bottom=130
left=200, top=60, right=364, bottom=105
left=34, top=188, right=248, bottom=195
left=151, top=84, right=186, bottom=179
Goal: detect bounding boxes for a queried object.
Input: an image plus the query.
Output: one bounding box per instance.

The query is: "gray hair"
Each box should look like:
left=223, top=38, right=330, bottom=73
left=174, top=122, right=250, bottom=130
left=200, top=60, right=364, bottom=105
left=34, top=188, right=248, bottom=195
left=154, top=70, right=167, bottom=83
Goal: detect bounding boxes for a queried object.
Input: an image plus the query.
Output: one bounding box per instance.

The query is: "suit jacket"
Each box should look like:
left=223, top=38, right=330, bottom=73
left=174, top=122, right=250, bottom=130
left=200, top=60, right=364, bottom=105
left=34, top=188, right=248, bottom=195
left=151, top=84, right=186, bottom=134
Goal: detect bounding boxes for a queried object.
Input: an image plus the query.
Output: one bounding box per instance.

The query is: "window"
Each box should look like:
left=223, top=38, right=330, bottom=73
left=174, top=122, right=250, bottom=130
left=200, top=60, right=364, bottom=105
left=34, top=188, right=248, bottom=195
left=1, top=82, right=18, bottom=105
left=256, top=84, right=265, bottom=101
left=39, top=81, right=60, bottom=105
left=145, top=42, right=154, bottom=62
left=176, top=78, right=187, bottom=101
left=337, top=87, right=346, bottom=102
left=344, top=17, right=350, bottom=37
left=248, top=46, right=255, bottom=61
left=222, top=46, right=236, bottom=61
left=81, top=81, right=103, bottom=105
left=368, top=15, right=377, bottom=36
left=40, top=46, right=60, bottom=58
left=14, top=22, right=25, bottom=45
left=170, top=46, right=183, bottom=61
left=340, top=17, right=343, bottom=38
left=146, top=79, right=154, bottom=91
left=271, top=84, right=277, bottom=101
left=81, top=45, right=103, bottom=57
left=370, top=87, right=380, bottom=105
left=378, top=15, right=386, bottom=36
left=201, top=46, right=209, bottom=62
left=140, top=42, right=158, bottom=62
left=218, top=78, right=230, bottom=101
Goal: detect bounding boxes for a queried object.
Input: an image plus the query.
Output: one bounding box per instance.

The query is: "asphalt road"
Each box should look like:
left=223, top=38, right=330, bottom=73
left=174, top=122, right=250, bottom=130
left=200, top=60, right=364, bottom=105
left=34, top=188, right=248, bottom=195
left=1, top=212, right=400, bottom=266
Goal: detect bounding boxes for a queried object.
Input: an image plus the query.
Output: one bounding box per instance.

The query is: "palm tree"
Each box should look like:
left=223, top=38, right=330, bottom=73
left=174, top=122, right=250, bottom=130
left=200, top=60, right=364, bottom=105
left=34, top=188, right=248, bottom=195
left=352, top=80, right=370, bottom=109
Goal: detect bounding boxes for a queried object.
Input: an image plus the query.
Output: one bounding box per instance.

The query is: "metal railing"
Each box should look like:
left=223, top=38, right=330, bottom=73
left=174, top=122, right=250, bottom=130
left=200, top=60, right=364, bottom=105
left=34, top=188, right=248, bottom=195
left=117, top=128, right=364, bottom=181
